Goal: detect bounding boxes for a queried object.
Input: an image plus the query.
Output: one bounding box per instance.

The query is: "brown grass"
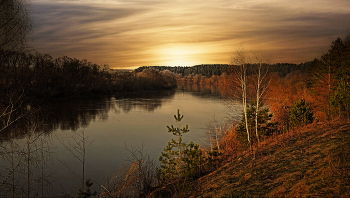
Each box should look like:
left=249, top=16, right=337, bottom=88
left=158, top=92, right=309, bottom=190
left=147, top=119, right=350, bottom=197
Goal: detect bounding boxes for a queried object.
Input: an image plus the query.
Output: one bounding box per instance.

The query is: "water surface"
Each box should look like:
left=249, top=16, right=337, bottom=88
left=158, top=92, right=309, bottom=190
left=0, top=84, right=241, bottom=196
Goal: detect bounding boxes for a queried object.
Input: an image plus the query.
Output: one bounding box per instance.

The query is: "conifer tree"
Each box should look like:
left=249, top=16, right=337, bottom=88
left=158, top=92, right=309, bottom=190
left=166, top=109, right=189, bottom=174
left=159, top=110, right=211, bottom=181
left=182, top=142, right=206, bottom=177
left=288, top=98, right=314, bottom=128
left=158, top=109, right=189, bottom=180
left=158, top=142, right=177, bottom=182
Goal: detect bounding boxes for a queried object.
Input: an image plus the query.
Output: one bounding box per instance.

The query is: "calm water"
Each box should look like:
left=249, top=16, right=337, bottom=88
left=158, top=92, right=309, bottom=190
left=0, top=84, right=241, bottom=196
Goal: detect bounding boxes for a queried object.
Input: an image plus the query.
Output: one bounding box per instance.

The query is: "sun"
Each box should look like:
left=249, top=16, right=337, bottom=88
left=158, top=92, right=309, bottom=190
left=155, top=44, right=202, bottom=66
left=163, top=58, right=197, bottom=67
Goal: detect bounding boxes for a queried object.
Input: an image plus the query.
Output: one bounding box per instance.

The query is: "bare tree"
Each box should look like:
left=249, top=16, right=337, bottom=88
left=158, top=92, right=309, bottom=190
left=230, top=47, right=252, bottom=150
left=252, top=51, right=271, bottom=144
left=204, top=116, right=225, bottom=152
left=0, top=90, right=27, bottom=133
left=0, top=122, right=42, bottom=197
left=221, top=48, right=271, bottom=153
left=30, top=134, right=55, bottom=198
left=58, top=129, right=94, bottom=195
left=0, top=0, right=31, bottom=50
left=0, top=90, right=35, bottom=194
left=100, top=143, right=157, bottom=198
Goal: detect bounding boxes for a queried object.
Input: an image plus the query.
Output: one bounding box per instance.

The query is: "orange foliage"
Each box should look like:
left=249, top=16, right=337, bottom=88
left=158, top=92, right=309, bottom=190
left=309, top=72, right=336, bottom=120
left=217, top=72, right=242, bottom=102
left=209, top=123, right=246, bottom=160
left=216, top=70, right=319, bottom=158
left=266, top=71, right=315, bottom=130
left=220, top=126, right=240, bottom=157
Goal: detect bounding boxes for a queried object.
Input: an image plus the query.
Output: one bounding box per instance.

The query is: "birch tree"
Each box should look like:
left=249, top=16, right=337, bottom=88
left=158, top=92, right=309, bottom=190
left=230, top=48, right=252, bottom=150
left=252, top=52, right=270, bottom=143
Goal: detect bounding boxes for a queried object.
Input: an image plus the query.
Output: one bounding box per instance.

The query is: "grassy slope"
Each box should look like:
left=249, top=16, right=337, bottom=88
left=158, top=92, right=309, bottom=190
left=149, top=119, right=350, bottom=197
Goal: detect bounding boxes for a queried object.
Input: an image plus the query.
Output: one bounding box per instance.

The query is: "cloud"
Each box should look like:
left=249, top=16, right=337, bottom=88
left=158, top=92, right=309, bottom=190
left=28, top=0, right=350, bottom=68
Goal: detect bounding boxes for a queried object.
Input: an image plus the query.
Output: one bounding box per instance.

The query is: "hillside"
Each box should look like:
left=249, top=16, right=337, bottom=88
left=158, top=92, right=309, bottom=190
left=148, top=119, right=350, bottom=197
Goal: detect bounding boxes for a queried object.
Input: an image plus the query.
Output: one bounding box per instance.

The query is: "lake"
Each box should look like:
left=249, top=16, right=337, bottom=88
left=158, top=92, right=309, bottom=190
left=0, top=83, right=241, bottom=197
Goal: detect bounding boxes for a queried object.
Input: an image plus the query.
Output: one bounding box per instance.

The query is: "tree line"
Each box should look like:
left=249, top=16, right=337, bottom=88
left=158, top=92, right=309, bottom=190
left=135, top=63, right=310, bottom=79
left=0, top=50, right=178, bottom=102
left=135, top=64, right=231, bottom=77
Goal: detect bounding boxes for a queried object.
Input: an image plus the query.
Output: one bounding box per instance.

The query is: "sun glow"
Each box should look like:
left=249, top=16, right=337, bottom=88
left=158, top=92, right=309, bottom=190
left=155, top=44, right=205, bottom=66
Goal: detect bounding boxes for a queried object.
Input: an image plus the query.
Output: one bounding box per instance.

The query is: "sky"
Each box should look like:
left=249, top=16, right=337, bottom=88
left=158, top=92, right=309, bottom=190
left=28, top=0, right=350, bottom=69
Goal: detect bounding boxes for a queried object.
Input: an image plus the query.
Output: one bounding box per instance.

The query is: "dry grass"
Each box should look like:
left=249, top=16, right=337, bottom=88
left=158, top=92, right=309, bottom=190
left=147, top=119, right=350, bottom=197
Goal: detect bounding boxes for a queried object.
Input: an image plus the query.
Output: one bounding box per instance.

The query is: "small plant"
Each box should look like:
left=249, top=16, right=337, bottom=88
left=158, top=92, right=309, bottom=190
left=207, top=146, right=222, bottom=167
left=288, top=98, right=314, bottom=128
left=78, top=179, right=96, bottom=198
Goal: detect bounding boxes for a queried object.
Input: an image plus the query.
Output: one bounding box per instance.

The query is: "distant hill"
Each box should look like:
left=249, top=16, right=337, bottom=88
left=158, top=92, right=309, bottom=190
left=135, top=62, right=312, bottom=78
left=110, top=69, right=133, bottom=74
left=134, top=64, right=231, bottom=77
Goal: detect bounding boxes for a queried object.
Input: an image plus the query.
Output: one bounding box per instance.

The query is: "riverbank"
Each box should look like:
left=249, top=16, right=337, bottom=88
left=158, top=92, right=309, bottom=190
left=147, top=119, right=350, bottom=197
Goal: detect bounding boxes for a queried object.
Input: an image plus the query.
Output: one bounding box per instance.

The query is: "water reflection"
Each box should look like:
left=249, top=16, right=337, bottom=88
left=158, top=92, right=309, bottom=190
left=1, top=85, right=223, bottom=139
left=114, top=89, right=175, bottom=113
left=1, top=90, right=177, bottom=140
left=47, top=90, right=176, bottom=131
left=177, top=82, right=223, bottom=99
left=0, top=85, right=231, bottom=196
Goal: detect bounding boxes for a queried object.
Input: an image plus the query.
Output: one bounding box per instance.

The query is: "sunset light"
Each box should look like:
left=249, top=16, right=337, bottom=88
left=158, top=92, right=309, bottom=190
left=27, top=0, right=350, bottom=68
left=154, top=44, right=205, bottom=66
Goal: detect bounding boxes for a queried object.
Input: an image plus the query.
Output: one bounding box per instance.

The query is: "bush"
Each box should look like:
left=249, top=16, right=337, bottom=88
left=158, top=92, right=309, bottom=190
left=330, top=78, right=350, bottom=117
left=288, top=98, right=314, bottom=128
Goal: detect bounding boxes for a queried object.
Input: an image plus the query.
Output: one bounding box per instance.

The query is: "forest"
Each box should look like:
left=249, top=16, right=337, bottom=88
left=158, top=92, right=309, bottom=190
left=0, top=51, right=178, bottom=100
